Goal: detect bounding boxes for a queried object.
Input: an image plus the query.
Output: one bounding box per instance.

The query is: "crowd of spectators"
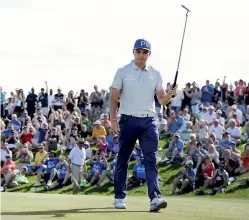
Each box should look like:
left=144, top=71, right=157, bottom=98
left=0, top=77, right=249, bottom=195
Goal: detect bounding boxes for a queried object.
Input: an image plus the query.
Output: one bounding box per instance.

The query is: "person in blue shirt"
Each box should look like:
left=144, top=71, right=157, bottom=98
left=172, top=160, right=196, bottom=195
left=2, top=124, right=19, bottom=138
left=217, top=133, right=232, bottom=157
left=96, top=156, right=117, bottom=188
left=160, top=133, right=184, bottom=164
left=127, top=157, right=147, bottom=188
left=33, top=151, right=59, bottom=186
left=8, top=114, right=22, bottom=132
left=85, top=151, right=108, bottom=187
left=43, top=155, right=71, bottom=191
left=166, top=110, right=184, bottom=135
left=201, top=80, right=214, bottom=105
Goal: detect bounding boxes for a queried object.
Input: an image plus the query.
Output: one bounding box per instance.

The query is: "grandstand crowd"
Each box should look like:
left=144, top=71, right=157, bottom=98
left=1, top=77, right=249, bottom=195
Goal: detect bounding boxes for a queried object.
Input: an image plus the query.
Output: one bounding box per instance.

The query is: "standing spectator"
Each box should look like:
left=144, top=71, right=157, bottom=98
left=227, top=85, right=236, bottom=106
left=201, top=80, right=214, bottom=105
left=235, top=79, right=246, bottom=105
left=0, top=87, right=6, bottom=118
left=90, top=85, right=103, bottom=121
left=14, top=89, right=25, bottom=116
left=191, top=85, right=202, bottom=114
left=77, top=89, right=89, bottom=113
left=26, top=88, right=37, bottom=118
left=66, top=91, right=75, bottom=113
left=38, top=82, right=49, bottom=117
left=181, top=83, right=193, bottom=111
left=212, top=81, right=221, bottom=105
left=68, top=138, right=87, bottom=195
left=52, top=88, right=65, bottom=111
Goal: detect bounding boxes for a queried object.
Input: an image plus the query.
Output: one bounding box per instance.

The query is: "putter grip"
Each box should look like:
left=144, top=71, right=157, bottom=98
left=172, top=70, right=178, bottom=89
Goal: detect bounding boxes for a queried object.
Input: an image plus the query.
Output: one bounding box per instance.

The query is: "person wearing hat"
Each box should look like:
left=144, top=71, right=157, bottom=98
left=171, top=160, right=196, bottom=195
left=208, top=118, right=225, bottom=141
left=110, top=38, right=177, bottom=211
left=203, top=106, right=216, bottom=127
left=229, top=104, right=243, bottom=125
left=160, top=133, right=184, bottom=165
left=33, top=151, right=59, bottom=187
left=215, top=109, right=225, bottom=126
left=1, top=154, right=18, bottom=188
left=68, top=138, right=87, bottom=195
left=225, top=119, right=241, bottom=145
left=86, top=120, right=106, bottom=144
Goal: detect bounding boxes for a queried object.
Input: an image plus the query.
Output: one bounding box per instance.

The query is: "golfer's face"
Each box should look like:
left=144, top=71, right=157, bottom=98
left=134, top=49, right=150, bottom=64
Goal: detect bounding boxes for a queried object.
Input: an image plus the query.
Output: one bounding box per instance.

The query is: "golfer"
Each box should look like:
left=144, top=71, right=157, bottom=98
left=110, top=39, right=176, bottom=211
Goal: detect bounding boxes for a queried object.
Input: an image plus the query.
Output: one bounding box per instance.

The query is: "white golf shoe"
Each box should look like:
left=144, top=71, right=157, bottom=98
left=150, top=197, right=167, bottom=212
left=113, top=199, right=126, bottom=209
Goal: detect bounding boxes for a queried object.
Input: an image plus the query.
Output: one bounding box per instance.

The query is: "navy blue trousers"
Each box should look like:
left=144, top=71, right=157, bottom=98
left=114, top=114, right=161, bottom=200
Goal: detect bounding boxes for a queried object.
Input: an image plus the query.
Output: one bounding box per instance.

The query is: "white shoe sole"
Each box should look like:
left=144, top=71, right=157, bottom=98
left=150, top=200, right=167, bottom=212
left=113, top=202, right=126, bottom=209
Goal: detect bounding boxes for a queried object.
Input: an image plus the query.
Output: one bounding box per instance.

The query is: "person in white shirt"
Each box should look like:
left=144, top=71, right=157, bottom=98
left=48, top=89, right=54, bottom=109
left=216, top=110, right=225, bottom=127
left=156, top=113, right=167, bottom=133
left=196, top=120, right=209, bottom=142
left=225, top=119, right=241, bottom=145
left=1, top=142, right=12, bottom=164
left=209, top=119, right=224, bottom=141
left=171, top=90, right=184, bottom=112
left=204, top=106, right=216, bottom=127
left=68, top=138, right=87, bottom=195
left=229, top=105, right=243, bottom=125
left=182, top=108, right=190, bottom=122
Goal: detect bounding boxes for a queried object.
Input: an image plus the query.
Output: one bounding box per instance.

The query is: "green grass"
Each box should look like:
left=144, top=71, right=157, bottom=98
left=7, top=140, right=249, bottom=199
left=1, top=193, right=249, bottom=220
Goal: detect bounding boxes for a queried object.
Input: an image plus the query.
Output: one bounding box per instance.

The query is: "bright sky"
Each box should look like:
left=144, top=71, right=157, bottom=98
left=0, top=0, right=249, bottom=95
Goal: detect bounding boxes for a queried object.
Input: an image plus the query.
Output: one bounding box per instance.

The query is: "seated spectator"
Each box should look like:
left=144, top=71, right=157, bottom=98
left=19, top=124, right=36, bottom=146
left=216, top=109, right=225, bottom=127
left=33, top=151, right=59, bottom=186
left=179, top=121, right=193, bottom=142
left=196, top=155, right=215, bottom=188
left=223, top=142, right=240, bottom=175
left=196, top=144, right=219, bottom=170
left=44, top=155, right=71, bottom=191
left=78, top=124, right=90, bottom=139
left=45, top=127, right=63, bottom=151
left=182, top=108, right=190, bottom=122
left=1, top=142, right=12, bottom=166
left=204, top=106, right=216, bottom=127
left=85, top=151, right=108, bottom=186
left=234, top=144, right=249, bottom=175
left=197, top=161, right=229, bottom=195
left=64, top=126, right=80, bottom=151
left=1, top=154, right=18, bottom=188
left=5, top=129, right=19, bottom=152
left=166, top=110, right=184, bottom=135
left=171, top=160, right=196, bottom=195
left=2, top=124, right=19, bottom=138
left=208, top=118, right=224, bottom=141
left=160, top=133, right=184, bottom=164
left=106, top=128, right=114, bottom=150
left=27, top=142, right=48, bottom=175
left=100, top=114, right=111, bottom=130
left=156, top=113, right=167, bottom=134
left=8, top=114, right=21, bottom=131
left=96, top=135, right=108, bottom=154
left=131, top=141, right=142, bottom=161
left=225, top=119, right=241, bottom=145
left=13, top=167, right=29, bottom=185
left=244, top=119, right=249, bottom=141
left=86, top=120, right=106, bottom=144
left=127, top=157, right=146, bottom=189
left=217, top=133, right=232, bottom=157
left=16, top=144, right=33, bottom=170
left=196, top=120, right=209, bottom=142
left=190, top=114, right=198, bottom=131
left=228, top=105, right=243, bottom=125
left=96, top=156, right=117, bottom=187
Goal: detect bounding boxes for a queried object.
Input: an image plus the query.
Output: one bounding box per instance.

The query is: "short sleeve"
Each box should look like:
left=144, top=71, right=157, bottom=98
left=111, top=69, right=123, bottom=90
left=156, top=71, right=164, bottom=91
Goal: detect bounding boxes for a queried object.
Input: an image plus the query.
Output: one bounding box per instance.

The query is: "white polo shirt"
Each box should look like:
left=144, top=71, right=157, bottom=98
left=111, top=60, right=164, bottom=117
left=68, top=146, right=86, bottom=166
left=204, top=112, right=216, bottom=124
left=209, top=124, right=225, bottom=140
left=226, top=127, right=241, bottom=141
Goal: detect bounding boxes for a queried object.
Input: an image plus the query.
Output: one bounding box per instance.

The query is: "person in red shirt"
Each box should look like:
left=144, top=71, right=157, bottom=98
left=1, top=154, right=18, bottom=188
left=235, top=144, right=249, bottom=174
left=19, top=125, right=36, bottom=146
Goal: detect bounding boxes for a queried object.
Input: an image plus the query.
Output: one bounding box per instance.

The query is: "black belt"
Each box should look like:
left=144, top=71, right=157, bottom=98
left=122, top=114, right=153, bottom=118
left=71, top=163, right=83, bottom=167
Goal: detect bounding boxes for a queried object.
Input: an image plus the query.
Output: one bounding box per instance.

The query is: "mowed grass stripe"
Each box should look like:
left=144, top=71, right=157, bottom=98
left=1, top=193, right=249, bottom=220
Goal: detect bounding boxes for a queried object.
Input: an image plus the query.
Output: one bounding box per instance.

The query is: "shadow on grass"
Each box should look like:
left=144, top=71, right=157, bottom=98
left=1, top=207, right=154, bottom=217
left=225, top=185, right=249, bottom=194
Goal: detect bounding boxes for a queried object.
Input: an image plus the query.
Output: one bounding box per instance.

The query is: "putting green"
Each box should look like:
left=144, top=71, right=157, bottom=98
left=1, top=193, right=249, bottom=220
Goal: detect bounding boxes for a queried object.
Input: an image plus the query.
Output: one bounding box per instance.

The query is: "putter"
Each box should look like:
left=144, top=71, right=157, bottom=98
left=172, top=5, right=191, bottom=89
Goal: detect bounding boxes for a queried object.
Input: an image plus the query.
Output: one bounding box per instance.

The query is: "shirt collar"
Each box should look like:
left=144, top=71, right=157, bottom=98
left=131, top=60, right=150, bottom=71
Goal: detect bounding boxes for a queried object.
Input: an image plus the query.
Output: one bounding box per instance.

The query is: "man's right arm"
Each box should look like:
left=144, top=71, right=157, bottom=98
left=110, top=69, right=123, bottom=121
